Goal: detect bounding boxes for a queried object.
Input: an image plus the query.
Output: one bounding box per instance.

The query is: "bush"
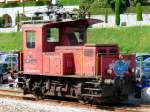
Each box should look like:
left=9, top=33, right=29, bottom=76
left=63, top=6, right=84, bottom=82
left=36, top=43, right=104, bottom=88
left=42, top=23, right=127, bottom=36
left=3, top=2, right=19, bottom=8
left=11, top=2, right=19, bottom=7
left=115, top=0, right=121, bottom=26
left=3, top=3, right=11, bottom=8
left=35, top=1, right=45, bottom=6
left=32, top=16, right=43, bottom=20
left=59, top=0, right=80, bottom=5
left=136, top=2, right=143, bottom=21
left=17, top=15, right=30, bottom=21
left=16, top=11, right=20, bottom=24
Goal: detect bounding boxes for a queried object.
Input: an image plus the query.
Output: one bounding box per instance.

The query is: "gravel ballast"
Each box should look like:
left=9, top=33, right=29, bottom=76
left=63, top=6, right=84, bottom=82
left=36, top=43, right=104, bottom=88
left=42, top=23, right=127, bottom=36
left=0, top=97, right=109, bottom=112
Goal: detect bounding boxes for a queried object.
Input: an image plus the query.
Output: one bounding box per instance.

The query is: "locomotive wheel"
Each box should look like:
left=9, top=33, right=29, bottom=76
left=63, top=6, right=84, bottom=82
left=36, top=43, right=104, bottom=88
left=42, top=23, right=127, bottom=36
left=35, top=95, right=44, bottom=101
left=0, top=76, right=3, bottom=84
left=78, top=96, right=89, bottom=104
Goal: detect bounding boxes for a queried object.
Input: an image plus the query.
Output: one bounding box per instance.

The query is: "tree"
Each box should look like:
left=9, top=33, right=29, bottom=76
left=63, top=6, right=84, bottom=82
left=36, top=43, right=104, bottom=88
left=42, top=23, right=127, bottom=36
left=0, top=17, right=3, bottom=28
left=16, top=11, right=20, bottom=24
left=115, top=0, right=121, bottom=26
left=35, top=1, right=45, bottom=6
left=78, top=0, right=94, bottom=19
left=136, top=0, right=143, bottom=21
left=105, top=9, right=108, bottom=23
left=107, top=0, right=130, bottom=13
left=104, top=0, right=109, bottom=23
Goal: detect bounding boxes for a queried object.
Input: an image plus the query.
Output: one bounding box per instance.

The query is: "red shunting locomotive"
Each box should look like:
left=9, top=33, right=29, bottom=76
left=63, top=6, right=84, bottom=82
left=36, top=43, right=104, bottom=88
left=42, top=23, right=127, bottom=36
left=18, top=19, right=136, bottom=103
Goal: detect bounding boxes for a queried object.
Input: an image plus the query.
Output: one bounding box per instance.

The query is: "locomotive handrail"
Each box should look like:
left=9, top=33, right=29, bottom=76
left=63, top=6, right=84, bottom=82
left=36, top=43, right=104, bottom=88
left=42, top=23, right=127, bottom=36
left=97, top=53, right=118, bottom=55
left=96, top=53, right=99, bottom=79
left=21, top=20, right=52, bottom=24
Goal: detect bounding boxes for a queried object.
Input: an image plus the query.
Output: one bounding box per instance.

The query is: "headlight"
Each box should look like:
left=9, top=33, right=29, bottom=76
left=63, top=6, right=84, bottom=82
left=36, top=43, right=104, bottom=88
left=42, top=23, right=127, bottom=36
left=131, top=68, right=135, bottom=73
left=107, top=69, right=112, bottom=74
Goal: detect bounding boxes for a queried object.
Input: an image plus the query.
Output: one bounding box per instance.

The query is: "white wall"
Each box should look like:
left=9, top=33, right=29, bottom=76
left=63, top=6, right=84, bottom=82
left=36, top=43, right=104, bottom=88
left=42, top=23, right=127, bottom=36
left=91, top=14, right=150, bottom=28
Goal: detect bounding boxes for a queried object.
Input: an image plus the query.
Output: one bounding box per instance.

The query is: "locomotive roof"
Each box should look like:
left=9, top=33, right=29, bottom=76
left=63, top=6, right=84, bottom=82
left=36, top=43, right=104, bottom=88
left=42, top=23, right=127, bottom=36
left=22, top=19, right=103, bottom=28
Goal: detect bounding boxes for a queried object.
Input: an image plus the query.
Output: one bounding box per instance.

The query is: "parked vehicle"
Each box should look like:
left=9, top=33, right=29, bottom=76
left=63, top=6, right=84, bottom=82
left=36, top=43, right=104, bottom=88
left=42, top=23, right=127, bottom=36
left=135, top=57, right=150, bottom=102
left=0, top=53, right=18, bottom=83
left=136, top=53, right=150, bottom=66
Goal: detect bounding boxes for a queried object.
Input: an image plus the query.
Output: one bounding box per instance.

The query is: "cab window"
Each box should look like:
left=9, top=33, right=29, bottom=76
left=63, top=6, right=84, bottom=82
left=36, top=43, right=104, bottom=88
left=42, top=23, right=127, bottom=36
left=109, top=49, right=118, bottom=55
left=65, top=31, right=84, bottom=45
left=46, top=28, right=59, bottom=42
left=26, top=31, right=35, bottom=48
left=99, top=49, right=106, bottom=55
left=73, top=32, right=84, bottom=43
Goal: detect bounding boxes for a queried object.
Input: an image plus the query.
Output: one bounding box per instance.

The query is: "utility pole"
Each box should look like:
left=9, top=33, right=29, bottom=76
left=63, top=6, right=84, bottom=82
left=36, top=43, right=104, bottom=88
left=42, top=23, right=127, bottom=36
left=52, top=0, right=57, bottom=5
left=47, top=0, right=52, bottom=11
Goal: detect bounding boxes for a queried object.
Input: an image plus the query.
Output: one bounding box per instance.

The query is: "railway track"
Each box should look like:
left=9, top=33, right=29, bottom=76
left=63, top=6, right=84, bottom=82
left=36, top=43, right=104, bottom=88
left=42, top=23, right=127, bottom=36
left=0, top=86, right=149, bottom=112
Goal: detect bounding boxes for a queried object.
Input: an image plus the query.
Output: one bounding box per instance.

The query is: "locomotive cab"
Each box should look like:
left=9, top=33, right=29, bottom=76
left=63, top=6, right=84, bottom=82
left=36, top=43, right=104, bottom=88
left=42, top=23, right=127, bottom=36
left=43, top=23, right=87, bottom=51
left=22, top=19, right=101, bottom=75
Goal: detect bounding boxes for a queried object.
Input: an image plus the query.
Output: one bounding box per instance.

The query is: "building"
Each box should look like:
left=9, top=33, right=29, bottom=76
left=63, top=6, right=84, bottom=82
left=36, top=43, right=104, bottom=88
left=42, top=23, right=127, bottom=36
left=0, top=0, right=78, bottom=32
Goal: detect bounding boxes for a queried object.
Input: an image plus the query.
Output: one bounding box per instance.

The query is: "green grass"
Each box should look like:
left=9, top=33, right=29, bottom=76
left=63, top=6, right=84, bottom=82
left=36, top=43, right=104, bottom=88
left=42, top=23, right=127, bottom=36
left=0, top=26, right=150, bottom=53
left=90, top=6, right=150, bottom=15
left=0, top=0, right=49, bottom=8
left=88, top=26, right=150, bottom=53
left=90, top=7, right=114, bottom=15
left=0, top=32, right=22, bottom=52
left=59, top=0, right=80, bottom=5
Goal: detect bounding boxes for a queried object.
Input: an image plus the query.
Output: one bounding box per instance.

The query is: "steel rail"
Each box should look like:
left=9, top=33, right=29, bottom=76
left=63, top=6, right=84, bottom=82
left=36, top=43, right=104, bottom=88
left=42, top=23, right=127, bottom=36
left=0, top=87, right=147, bottom=112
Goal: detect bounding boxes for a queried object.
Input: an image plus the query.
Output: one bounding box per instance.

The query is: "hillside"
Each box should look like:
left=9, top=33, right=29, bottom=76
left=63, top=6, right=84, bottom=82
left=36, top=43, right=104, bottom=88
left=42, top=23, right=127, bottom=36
left=0, top=32, right=22, bottom=52
left=0, top=26, right=150, bottom=53
left=88, top=26, right=150, bottom=53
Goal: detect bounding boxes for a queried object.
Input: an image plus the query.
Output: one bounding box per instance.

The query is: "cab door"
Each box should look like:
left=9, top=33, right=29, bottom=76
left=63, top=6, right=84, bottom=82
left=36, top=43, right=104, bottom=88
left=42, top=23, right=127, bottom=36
left=23, top=28, right=43, bottom=75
